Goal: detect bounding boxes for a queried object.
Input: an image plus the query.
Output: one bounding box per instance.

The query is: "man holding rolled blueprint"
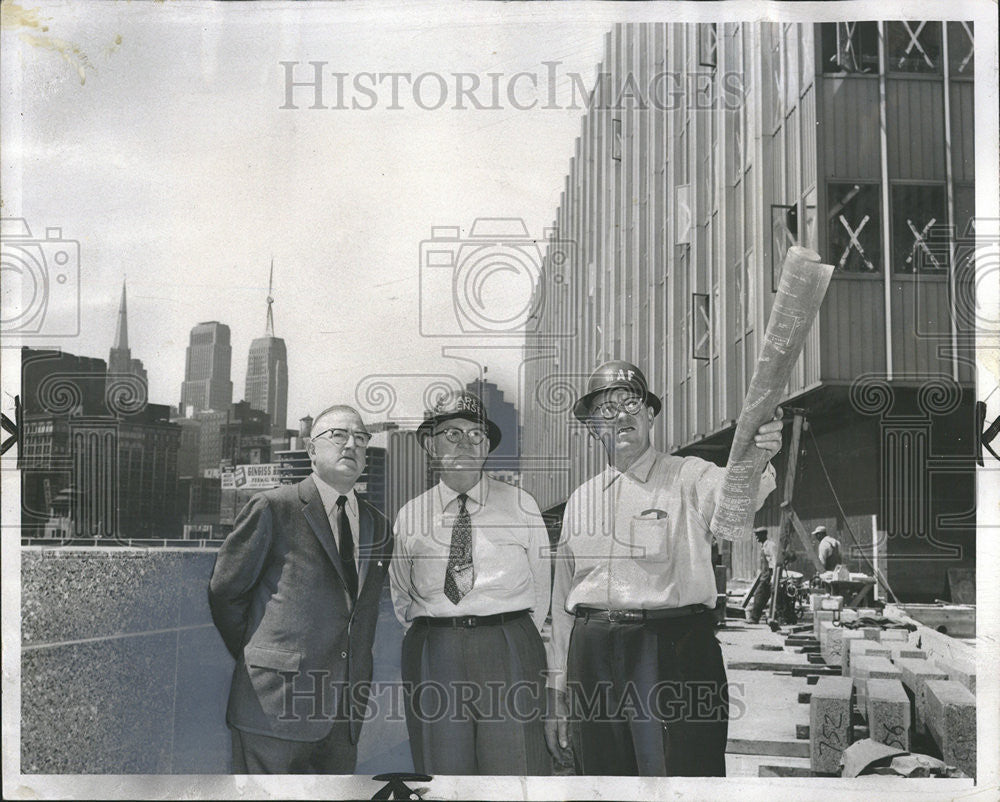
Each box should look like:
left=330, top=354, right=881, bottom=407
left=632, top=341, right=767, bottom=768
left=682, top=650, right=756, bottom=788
left=544, top=360, right=783, bottom=776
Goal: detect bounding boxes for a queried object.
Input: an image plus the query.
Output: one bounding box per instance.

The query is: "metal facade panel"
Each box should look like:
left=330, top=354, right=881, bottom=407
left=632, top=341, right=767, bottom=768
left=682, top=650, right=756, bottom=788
left=949, top=81, right=975, bottom=181
left=821, top=77, right=881, bottom=179
left=890, top=278, right=953, bottom=376
left=887, top=79, right=946, bottom=180
left=820, top=279, right=887, bottom=380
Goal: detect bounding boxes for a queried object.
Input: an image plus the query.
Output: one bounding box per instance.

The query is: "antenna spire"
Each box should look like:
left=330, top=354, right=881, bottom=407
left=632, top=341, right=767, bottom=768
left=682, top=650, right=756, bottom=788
left=265, top=258, right=275, bottom=337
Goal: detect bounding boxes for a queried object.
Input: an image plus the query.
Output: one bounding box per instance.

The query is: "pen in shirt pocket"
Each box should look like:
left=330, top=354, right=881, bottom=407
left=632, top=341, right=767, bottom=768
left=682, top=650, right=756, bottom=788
left=638, top=508, right=668, bottom=519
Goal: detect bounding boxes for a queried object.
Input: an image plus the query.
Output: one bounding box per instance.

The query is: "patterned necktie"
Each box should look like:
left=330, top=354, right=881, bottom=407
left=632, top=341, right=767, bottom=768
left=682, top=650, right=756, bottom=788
left=336, top=495, right=359, bottom=600
left=444, top=493, right=474, bottom=604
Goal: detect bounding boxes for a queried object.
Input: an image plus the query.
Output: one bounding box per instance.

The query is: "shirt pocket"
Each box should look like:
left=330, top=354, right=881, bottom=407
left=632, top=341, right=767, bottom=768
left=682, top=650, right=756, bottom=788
left=628, top=516, right=670, bottom=562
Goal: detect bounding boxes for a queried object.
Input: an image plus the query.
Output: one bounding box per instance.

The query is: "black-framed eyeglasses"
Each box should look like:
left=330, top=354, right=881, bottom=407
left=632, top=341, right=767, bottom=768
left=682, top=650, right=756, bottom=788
left=592, top=396, right=645, bottom=420
left=434, top=427, right=488, bottom=445
left=314, top=428, right=371, bottom=448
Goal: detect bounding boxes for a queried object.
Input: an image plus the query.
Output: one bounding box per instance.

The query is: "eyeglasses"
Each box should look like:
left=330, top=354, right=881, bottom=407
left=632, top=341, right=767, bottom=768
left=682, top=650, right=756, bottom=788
left=313, top=428, right=371, bottom=448
left=591, top=396, right=645, bottom=419
left=434, top=427, right=488, bottom=445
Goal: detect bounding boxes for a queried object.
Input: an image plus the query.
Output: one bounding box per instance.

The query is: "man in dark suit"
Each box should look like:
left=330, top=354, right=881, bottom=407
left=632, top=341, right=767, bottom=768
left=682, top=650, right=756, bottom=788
left=209, top=404, right=393, bottom=774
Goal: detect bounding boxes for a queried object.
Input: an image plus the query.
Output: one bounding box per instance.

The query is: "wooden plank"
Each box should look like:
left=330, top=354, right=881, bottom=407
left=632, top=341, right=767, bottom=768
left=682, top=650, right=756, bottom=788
left=728, top=738, right=809, bottom=758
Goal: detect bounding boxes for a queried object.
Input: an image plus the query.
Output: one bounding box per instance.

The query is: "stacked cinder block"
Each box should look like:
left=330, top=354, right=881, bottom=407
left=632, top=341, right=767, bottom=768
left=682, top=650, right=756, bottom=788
left=808, top=619, right=976, bottom=778
left=809, top=676, right=854, bottom=774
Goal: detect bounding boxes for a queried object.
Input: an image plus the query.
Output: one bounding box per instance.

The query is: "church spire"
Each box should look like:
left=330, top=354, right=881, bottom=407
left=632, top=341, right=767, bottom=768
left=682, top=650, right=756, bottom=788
left=113, top=279, right=129, bottom=350
left=265, top=259, right=275, bottom=338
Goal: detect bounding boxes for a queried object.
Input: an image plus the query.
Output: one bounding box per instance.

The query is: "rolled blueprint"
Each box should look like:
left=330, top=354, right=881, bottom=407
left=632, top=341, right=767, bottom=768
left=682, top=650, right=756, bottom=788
left=710, top=246, right=834, bottom=541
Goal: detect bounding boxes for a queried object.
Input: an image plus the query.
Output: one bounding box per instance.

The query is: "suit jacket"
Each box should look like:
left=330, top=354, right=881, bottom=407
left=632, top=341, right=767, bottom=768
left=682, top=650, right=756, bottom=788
left=208, top=476, right=393, bottom=743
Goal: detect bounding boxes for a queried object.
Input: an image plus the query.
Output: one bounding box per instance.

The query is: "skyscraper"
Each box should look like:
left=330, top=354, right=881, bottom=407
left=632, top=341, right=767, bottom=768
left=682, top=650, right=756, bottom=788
left=107, top=280, right=148, bottom=387
left=244, top=262, right=288, bottom=438
left=180, top=321, right=233, bottom=413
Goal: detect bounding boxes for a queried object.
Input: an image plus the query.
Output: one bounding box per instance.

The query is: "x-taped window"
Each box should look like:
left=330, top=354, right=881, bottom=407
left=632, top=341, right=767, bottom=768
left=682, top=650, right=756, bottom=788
left=887, top=21, right=943, bottom=74
left=827, top=183, right=881, bottom=273
left=699, top=24, right=718, bottom=69
left=948, top=21, right=974, bottom=77
left=892, top=184, right=948, bottom=274
left=820, top=22, right=879, bottom=74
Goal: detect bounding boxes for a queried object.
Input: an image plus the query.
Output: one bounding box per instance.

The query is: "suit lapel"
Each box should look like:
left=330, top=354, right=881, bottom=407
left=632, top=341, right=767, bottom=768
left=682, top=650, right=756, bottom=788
left=357, top=501, right=375, bottom=591
left=299, top=476, right=350, bottom=594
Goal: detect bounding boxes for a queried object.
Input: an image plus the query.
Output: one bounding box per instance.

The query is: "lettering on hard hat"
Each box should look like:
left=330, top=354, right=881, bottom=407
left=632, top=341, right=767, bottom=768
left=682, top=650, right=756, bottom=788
left=616, top=369, right=635, bottom=382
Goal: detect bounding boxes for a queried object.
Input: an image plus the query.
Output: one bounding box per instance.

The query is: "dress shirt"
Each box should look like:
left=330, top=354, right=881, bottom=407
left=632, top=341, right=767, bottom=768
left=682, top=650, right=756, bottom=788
left=762, top=539, right=779, bottom=570
left=547, top=447, right=776, bottom=691
left=311, top=472, right=360, bottom=573
left=390, top=475, right=550, bottom=632
left=818, top=535, right=842, bottom=570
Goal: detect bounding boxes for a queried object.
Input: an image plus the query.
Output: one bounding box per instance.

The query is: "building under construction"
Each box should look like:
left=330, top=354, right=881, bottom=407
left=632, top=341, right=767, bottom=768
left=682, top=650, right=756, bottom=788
left=522, top=21, right=977, bottom=604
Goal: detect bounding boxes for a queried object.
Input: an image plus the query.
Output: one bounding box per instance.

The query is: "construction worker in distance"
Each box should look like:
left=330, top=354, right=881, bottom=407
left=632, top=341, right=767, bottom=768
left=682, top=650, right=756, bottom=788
left=747, top=526, right=777, bottom=625
left=544, top=360, right=783, bottom=776
left=814, top=525, right=843, bottom=572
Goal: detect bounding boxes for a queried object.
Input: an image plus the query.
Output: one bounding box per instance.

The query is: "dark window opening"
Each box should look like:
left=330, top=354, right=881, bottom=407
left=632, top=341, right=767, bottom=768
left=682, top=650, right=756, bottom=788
left=821, top=22, right=879, bottom=74
left=887, top=21, right=943, bottom=74
left=827, top=182, right=881, bottom=273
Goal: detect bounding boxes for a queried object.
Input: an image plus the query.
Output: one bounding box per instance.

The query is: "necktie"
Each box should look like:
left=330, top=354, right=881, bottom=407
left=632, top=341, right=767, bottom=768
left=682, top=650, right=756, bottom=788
left=444, top=493, right=474, bottom=604
left=336, top=495, right=359, bottom=600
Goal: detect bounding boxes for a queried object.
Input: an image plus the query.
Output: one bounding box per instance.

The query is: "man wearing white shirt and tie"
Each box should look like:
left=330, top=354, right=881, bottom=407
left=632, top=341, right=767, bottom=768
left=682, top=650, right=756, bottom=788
left=209, top=405, right=392, bottom=773
left=390, top=390, right=552, bottom=775
left=544, top=361, right=783, bottom=776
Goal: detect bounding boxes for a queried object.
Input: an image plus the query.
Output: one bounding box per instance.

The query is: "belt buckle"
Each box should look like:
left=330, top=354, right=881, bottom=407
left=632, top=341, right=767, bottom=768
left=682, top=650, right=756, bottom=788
left=609, top=610, right=643, bottom=623
left=462, top=616, right=477, bottom=628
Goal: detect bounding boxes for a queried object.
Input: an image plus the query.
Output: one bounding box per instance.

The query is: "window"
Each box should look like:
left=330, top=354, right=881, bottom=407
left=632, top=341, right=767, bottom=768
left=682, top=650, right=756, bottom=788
left=827, top=182, right=881, bottom=273
left=887, top=21, right=942, bottom=74
left=892, top=184, right=947, bottom=273
left=691, top=293, right=710, bottom=361
left=699, top=24, right=717, bottom=69
left=612, top=118, right=622, bottom=161
left=947, top=22, right=974, bottom=77
left=771, top=204, right=798, bottom=290
left=821, top=22, right=879, bottom=74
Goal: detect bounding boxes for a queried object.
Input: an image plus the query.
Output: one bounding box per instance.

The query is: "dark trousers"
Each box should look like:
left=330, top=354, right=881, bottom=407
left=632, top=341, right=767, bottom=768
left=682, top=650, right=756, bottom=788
left=231, top=724, right=357, bottom=774
left=400, top=613, right=552, bottom=775
left=749, top=568, right=773, bottom=623
left=567, top=610, right=729, bottom=776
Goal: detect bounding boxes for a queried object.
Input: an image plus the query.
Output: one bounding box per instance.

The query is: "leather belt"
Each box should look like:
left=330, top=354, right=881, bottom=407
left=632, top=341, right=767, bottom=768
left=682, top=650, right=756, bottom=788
left=415, top=610, right=529, bottom=628
left=574, top=604, right=709, bottom=623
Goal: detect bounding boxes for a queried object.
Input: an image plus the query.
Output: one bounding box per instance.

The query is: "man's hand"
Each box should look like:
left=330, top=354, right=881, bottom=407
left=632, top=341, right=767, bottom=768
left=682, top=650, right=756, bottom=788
left=753, top=406, right=784, bottom=460
left=544, top=687, right=573, bottom=766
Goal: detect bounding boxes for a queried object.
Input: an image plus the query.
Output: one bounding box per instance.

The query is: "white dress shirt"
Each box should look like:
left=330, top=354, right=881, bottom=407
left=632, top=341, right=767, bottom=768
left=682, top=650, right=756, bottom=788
left=390, top=475, right=551, bottom=632
left=547, top=448, right=776, bottom=691
left=312, top=472, right=360, bottom=572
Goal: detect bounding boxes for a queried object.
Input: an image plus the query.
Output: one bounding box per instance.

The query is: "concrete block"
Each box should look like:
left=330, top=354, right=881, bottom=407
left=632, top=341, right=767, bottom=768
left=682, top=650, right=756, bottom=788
left=866, top=679, right=910, bottom=751
left=819, top=622, right=843, bottom=666
left=818, top=595, right=844, bottom=611
left=862, top=627, right=882, bottom=642
left=809, top=676, right=854, bottom=774
left=813, top=609, right=836, bottom=640
left=935, top=657, right=976, bottom=695
left=895, top=658, right=949, bottom=735
left=849, top=639, right=890, bottom=664
left=924, top=680, right=976, bottom=779
left=840, top=630, right=868, bottom=673
left=851, top=656, right=901, bottom=713
left=856, top=607, right=879, bottom=618
left=876, top=628, right=910, bottom=643
left=888, top=645, right=926, bottom=663
left=839, top=608, right=859, bottom=623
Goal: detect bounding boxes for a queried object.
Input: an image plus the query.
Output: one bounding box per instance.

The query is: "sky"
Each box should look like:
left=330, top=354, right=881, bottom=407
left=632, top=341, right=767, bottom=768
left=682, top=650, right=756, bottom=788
left=2, top=1, right=618, bottom=425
